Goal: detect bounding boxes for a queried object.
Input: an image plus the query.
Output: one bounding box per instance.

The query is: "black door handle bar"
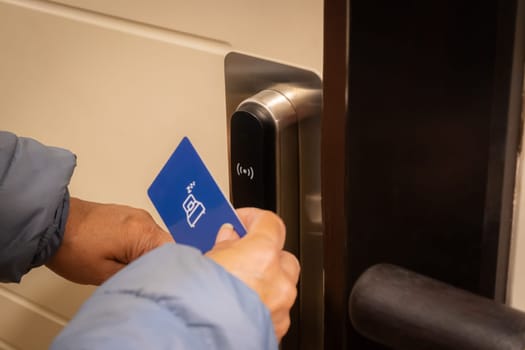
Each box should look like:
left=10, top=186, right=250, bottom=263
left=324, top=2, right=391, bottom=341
left=349, top=264, right=525, bottom=350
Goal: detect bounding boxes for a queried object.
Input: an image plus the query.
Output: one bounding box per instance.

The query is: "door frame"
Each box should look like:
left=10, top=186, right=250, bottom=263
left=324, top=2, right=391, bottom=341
left=321, top=0, right=525, bottom=348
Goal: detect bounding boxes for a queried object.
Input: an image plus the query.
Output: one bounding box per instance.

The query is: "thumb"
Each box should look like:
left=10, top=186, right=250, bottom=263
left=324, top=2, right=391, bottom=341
left=215, top=223, right=240, bottom=243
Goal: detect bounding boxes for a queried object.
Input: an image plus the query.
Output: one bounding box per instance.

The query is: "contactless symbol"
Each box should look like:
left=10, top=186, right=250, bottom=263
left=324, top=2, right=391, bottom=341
left=236, top=162, right=254, bottom=180
left=182, top=181, right=206, bottom=228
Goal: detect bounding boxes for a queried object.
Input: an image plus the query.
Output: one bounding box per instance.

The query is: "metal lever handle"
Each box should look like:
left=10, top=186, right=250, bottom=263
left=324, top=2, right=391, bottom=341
left=349, top=264, right=525, bottom=350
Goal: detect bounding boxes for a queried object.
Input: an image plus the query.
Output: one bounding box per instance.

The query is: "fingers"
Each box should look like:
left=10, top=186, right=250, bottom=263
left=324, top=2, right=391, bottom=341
left=52, top=199, right=176, bottom=285
left=208, top=207, right=300, bottom=342
left=146, top=228, right=174, bottom=250
left=215, top=223, right=241, bottom=243
left=235, top=207, right=262, bottom=228
left=270, top=262, right=297, bottom=342
left=237, top=209, right=299, bottom=341
left=47, top=253, right=125, bottom=285
left=115, top=211, right=174, bottom=264
left=273, top=311, right=292, bottom=342
left=236, top=208, right=286, bottom=249
left=279, top=251, right=300, bottom=284
left=154, top=228, right=175, bottom=245
left=126, top=226, right=173, bottom=261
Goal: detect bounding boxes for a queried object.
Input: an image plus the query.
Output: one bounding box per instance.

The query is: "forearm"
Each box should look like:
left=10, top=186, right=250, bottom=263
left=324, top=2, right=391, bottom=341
left=0, top=131, right=76, bottom=282
left=51, top=244, right=277, bottom=350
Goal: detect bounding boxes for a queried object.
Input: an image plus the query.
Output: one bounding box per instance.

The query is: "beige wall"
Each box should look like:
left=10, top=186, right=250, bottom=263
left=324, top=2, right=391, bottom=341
left=0, top=0, right=322, bottom=348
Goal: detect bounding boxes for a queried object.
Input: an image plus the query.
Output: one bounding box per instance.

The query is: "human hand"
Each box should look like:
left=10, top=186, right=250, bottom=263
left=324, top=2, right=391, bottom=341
left=205, top=208, right=300, bottom=342
left=46, top=197, right=173, bottom=285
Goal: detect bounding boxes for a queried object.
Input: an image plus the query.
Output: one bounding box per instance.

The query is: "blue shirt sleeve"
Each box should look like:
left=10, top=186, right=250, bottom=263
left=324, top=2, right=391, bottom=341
left=0, top=131, right=76, bottom=282
left=51, top=243, right=278, bottom=350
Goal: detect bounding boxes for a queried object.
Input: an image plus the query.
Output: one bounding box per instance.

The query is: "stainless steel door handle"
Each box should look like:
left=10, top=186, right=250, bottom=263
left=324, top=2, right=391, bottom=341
left=225, top=52, right=323, bottom=350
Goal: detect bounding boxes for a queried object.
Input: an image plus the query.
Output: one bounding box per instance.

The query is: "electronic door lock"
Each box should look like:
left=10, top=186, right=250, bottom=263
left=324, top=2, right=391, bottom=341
left=230, top=87, right=298, bottom=208
left=230, top=86, right=299, bottom=255
left=225, top=52, right=322, bottom=350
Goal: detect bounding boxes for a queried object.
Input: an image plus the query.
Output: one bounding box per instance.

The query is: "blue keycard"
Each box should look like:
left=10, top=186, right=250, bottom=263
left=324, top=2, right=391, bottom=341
left=148, top=137, right=246, bottom=253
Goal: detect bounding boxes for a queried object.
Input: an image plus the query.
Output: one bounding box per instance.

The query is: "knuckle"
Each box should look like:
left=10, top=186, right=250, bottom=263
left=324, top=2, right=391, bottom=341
left=276, top=316, right=291, bottom=339
left=123, top=211, right=155, bottom=234
left=265, top=245, right=280, bottom=261
left=260, top=210, right=286, bottom=234
left=282, top=282, right=298, bottom=308
left=136, top=208, right=153, bottom=220
left=271, top=279, right=297, bottom=310
left=271, top=214, right=287, bottom=242
left=283, top=251, right=300, bottom=271
left=251, top=237, right=280, bottom=262
left=123, top=215, right=143, bottom=231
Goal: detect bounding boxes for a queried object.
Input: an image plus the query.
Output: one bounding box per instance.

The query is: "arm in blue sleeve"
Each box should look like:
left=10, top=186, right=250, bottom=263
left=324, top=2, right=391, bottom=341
left=51, top=244, right=278, bottom=350
left=0, top=131, right=76, bottom=282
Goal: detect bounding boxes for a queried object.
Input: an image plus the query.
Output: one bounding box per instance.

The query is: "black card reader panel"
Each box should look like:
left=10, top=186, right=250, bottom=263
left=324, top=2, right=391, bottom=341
left=230, top=109, right=276, bottom=211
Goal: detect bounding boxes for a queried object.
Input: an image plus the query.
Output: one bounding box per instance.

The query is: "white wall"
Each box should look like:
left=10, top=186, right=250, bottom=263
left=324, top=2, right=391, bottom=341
left=0, top=0, right=322, bottom=348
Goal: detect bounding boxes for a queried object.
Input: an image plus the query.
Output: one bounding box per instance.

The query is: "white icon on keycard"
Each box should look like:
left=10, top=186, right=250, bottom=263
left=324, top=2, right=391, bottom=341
left=236, top=163, right=254, bottom=180
left=182, top=194, right=206, bottom=228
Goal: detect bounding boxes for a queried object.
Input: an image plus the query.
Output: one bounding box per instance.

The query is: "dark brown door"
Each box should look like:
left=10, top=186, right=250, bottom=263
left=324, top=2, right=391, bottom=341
left=322, top=0, right=525, bottom=348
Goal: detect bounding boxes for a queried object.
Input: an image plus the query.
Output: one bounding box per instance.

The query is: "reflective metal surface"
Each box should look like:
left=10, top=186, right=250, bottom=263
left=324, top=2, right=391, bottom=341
left=225, top=52, right=323, bottom=350
left=236, top=89, right=299, bottom=260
